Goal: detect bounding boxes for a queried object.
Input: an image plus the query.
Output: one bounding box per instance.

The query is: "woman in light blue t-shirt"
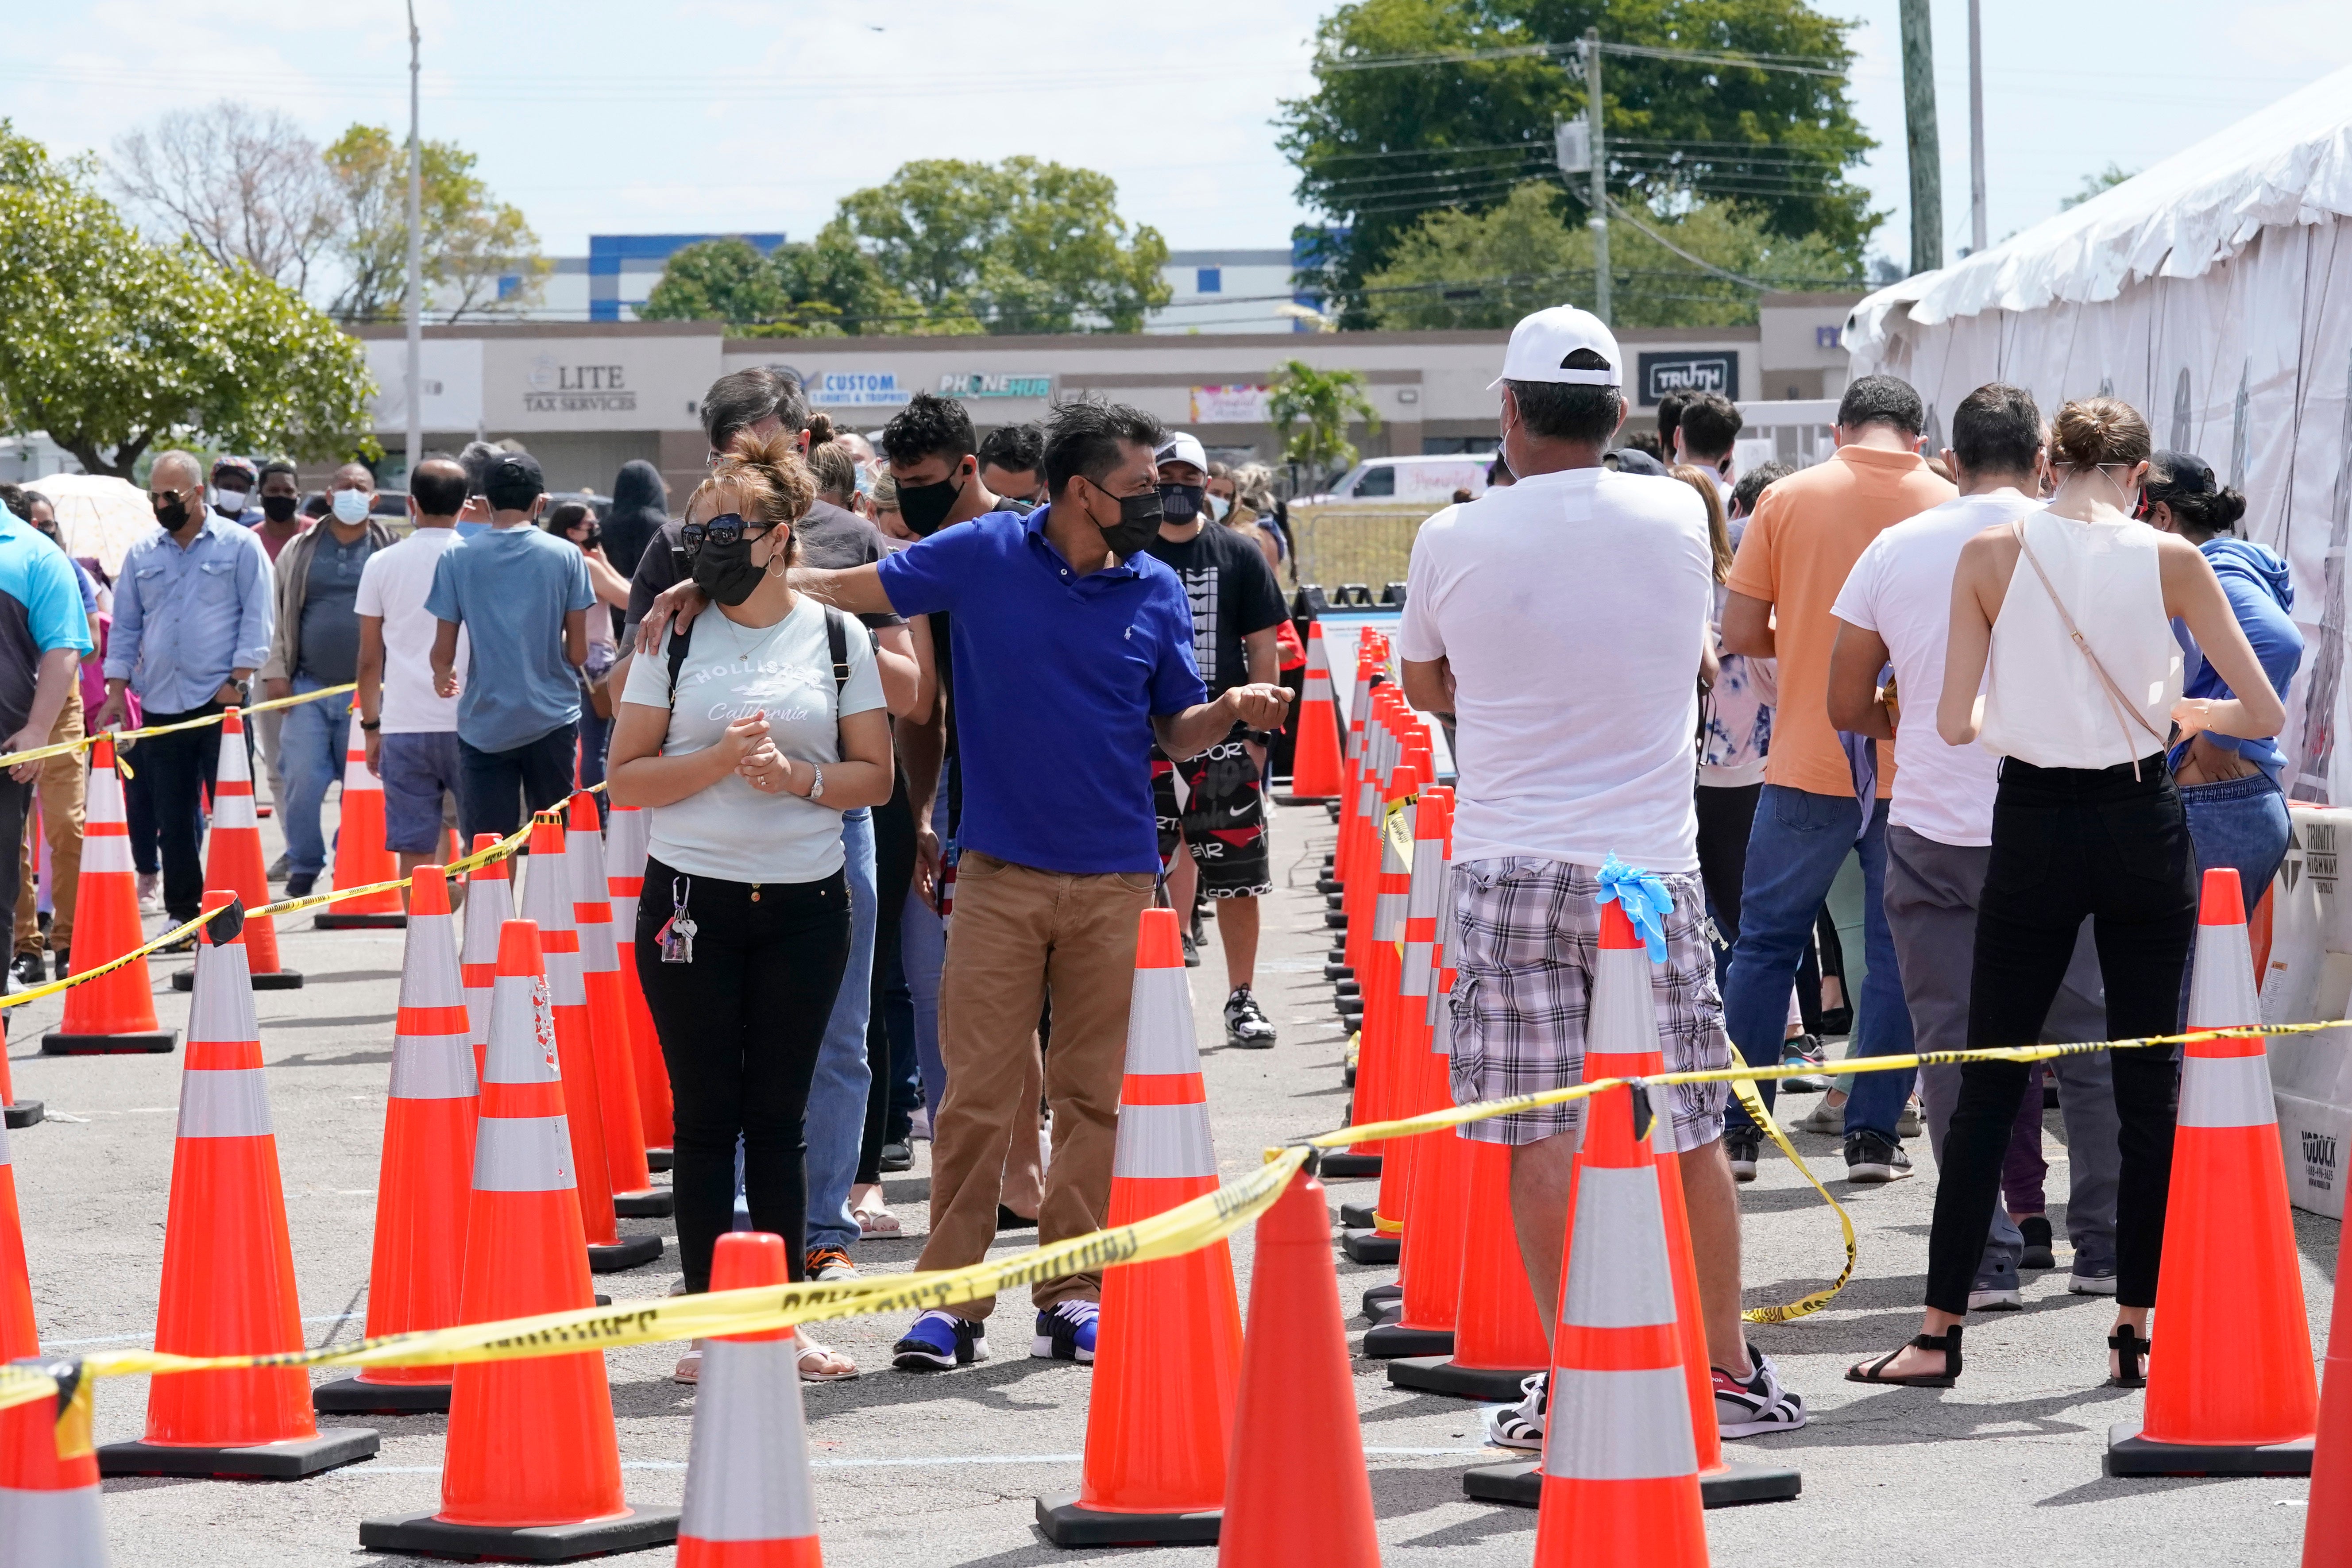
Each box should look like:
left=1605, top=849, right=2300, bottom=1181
left=607, top=430, right=893, bottom=1380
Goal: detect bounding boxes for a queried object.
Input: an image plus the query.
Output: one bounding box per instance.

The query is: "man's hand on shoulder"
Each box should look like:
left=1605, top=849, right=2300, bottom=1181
left=633, top=580, right=708, bottom=656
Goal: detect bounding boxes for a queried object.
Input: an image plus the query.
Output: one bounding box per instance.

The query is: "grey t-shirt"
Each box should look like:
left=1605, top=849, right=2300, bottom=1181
left=297, top=530, right=378, bottom=684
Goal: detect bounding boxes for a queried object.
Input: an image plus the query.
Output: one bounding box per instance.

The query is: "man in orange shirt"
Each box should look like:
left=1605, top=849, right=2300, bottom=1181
left=1719, top=376, right=1955, bottom=1184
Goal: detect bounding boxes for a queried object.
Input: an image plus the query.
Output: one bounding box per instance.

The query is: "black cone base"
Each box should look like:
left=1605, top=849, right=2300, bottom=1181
left=98, top=1426, right=379, bottom=1479
left=173, top=968, right=302, bottom=991
left=1387, top=1356, right=1544, bottom=1401
left=315, top=911, right=408, bottom=930
left=1360, top=1282, right=1402, bottom=1318
left=1320, top=1152, right=1381, bottom=1179
left=1339, top=1201, right=1377, bottom=1229
left=2105, top=1422, right=2313, bottom=1475
left=360, top=1505, right=681, bottom=1561
left=588, top=1233, right=664, bottom=1272
left=1035, top=1495, right=1220, bottom=1547
left=645, top=1147, right=673, bottom=1171
left=4, top=1101, right=41, bottom=1128
left=42, top=1029, right=176, bottom=1056
left=612, top=1188, right=674, bottom=1218
left=1464, top=1456, right=1802, bottom=1508
left=313, top=1376, right=450, bottom=1414
left=1340, top=1227, right=1398, bottom=1264
left=1363, top=1321, right=1453, bottom=1358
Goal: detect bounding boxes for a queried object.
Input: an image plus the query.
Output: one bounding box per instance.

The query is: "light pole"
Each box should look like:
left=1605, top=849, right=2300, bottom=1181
left=1968, top=0, right=1988, bottom=254
left=404, top=0, right=422, bottom=486
left=1899, top=0, right=1944, bottom=274
left=1583, top=29, right=1610, bottom=325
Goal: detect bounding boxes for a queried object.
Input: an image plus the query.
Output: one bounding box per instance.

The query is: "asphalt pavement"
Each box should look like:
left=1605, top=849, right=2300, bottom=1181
left=2, top=794, right=2334, bottom=1566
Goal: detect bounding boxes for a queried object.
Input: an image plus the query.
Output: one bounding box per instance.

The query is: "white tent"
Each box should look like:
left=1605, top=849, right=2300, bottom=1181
left=1848, top=67, right=2352, bottom=1217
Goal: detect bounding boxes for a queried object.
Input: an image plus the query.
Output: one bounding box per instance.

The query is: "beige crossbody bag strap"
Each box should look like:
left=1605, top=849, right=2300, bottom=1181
left=2010, top=520, right=2167, bottom=780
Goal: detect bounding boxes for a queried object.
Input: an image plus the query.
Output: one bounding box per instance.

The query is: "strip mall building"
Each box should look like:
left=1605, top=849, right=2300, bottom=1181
left=351, top=292, right=1859, bottom=500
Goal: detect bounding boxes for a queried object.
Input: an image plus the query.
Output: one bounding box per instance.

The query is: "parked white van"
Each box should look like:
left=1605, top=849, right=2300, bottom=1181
left=1316, top=453, right=1497, bottom=503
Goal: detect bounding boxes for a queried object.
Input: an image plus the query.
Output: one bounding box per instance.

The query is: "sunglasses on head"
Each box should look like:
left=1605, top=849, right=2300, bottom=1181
left=680, top=512, right=773, bottom=552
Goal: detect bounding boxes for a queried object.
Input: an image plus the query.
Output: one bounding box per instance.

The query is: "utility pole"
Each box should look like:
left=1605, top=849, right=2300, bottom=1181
left=1899, top=0, right=1943, bottom=275
left=1967, top=0, right=1987, bottom=253
left=1583, top=29, right=1610, bottom=324
left=404, top=0, right=423, bottom=486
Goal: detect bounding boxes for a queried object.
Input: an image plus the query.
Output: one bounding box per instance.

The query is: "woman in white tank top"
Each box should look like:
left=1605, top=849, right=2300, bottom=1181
left=1847, top=398, right=2283, bottom=1393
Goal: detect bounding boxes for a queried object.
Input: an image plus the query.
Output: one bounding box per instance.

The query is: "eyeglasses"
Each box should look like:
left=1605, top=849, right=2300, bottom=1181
left=680, top=512, right=770, bottom=552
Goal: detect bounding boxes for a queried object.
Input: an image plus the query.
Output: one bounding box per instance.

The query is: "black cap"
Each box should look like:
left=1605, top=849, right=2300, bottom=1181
left=2149, top=450, right=2215, bottom=494
left=1606, top=447, right=1668, bottom=477
left=489, top=452, right=544, bottom=492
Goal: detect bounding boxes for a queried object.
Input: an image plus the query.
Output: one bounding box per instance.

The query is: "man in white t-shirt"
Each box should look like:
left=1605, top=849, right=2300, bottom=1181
left=1827, top=382, right=2122, bottom=1309
left=356, top=456, right=470, bottom=882
left=1399, top=305, right=1805, bottom=1448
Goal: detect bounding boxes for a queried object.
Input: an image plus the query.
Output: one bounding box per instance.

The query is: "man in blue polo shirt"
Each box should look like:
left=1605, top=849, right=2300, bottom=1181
left=0, top=490, right=96, bottom=980
left=632, top=398, right=1291, bottom=1370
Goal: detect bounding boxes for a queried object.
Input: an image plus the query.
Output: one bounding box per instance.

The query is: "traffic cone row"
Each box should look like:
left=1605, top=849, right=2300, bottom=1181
left=314, top=705, right=406, bottom=929
left=1337, top=753, right=1423, bottom=1256
left=460, top=833, right=515, bottom=1084
left=43, top=736, right=174, bottom=1054
left=604, top=802, right=674, bottom=1167
left=173, top=708, right=299, bottom=991
left=565, top=793, right=666, bottom=1219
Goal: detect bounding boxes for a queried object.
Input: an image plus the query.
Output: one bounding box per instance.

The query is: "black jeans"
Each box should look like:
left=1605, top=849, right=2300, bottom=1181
left=1695, top=780, right=1761, bottom=981
left=1925, top=755, right=2195, bottom=1315
left=636, top=857, right=850, bottom=1293
left=136, top=702, right=240, bottom=921
left=457, top=725, right=577, bottom=846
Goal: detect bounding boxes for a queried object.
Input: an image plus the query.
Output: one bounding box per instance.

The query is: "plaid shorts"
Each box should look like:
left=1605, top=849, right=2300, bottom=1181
left=1447, top=857, right=1730, bottom=1151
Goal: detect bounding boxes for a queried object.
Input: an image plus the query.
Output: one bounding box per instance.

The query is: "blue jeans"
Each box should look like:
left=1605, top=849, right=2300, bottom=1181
left=278, top=674, right=348, bottom=879
left=1722, top=786, right=1914, bottom=1142
left=2178, top=771, right=2291, bottom=1023
left=902, top=881, right=946, bottom=1120
left=802, top=808, right=876, bottom=1252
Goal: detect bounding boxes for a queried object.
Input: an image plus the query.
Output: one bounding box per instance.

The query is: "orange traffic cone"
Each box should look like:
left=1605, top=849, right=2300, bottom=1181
left=460, top=834, right=515, bottom=1085
left=172, top=708, right=299, bottom=992
left=2305, top=1196, right=2352, bottom=1566
left=316, top=867, right=477, bottom=1415
left=98, top=893, right=379, bottom=1478
left=1391, top=1138, right=1550, bottom=1399
left=314, top=704, right=406, bottom=929
left=1285, top=619, right=1344, bottom=800
left=1356, top=780, right=1447, bottom=1267
left=565, top=792, right=665, bottom=1218
left=0, top=1012, right=39, bottom=1128
left=2112, top=866, right=2318, bottom=1476
left=42, top=736, right=175, bottom=1054
left=359, top=919, right=679, bottom=1558
left=676, top=1232, right=823, bottom=1568
left=1332, top=640, right=1379, bottom=885
left=522, top=820, right=660, bottom=1273
left=1217, top=1162, right=1380, bottom=1568
left=1, top=1105, right=109, bottom=1562
left=604, top=803, right=673, bottom=1168
left=1336, top=753, right=1423, bottom=1210
left=1036, top=908, right=1243, bottom=1546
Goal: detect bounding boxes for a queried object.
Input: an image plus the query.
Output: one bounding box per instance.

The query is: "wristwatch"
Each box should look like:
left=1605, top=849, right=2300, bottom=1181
left=807, top=763, right=826, bottom=802
left=227, top=677, right=249, bottom=704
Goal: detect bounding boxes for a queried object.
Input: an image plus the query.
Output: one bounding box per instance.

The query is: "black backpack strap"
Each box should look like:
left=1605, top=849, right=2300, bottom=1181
left=825, top=604, right=851, bottom=696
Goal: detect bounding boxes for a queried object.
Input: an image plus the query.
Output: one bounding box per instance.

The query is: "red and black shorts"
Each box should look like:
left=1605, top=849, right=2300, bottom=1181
left=1151, top=725, right=1272, bottom=898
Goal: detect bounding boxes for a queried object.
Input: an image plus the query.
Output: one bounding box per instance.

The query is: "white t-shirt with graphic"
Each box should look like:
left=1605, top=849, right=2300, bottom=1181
left=619, top=595, right=884, bottom=884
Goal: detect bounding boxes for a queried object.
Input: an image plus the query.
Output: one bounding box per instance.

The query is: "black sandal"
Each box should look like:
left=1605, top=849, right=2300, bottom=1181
left=2107, top=1325, right=2151, bottom=1388
left=1847, top=1325, right=1963, bottom=1388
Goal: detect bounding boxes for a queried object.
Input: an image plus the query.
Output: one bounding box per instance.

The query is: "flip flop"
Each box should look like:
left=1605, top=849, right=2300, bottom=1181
left=796, top=1331, right=858, bottom=1382
left=1846, top=1326, right=1962, bottom=1388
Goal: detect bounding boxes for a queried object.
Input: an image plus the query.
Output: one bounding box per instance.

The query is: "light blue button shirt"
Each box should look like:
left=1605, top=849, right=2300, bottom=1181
left=104, top=516, right=276, bottom=714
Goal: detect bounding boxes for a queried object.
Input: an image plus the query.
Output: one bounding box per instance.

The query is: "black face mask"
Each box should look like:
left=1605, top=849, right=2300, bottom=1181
left=895, top=472, right=962, bottom=537
left=689, top=534, right=771, bottom=607
left=153, top=494, right=189, bottom=530
left=259, top=493, right=299, bottom=524
left=1158, top=483, right=1205, bottom=523
left=1091, top=487, right=1162, bottom=559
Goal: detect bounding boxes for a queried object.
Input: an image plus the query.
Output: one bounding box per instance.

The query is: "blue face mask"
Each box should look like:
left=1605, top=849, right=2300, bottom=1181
left=330, top=488, right=372, bottom=525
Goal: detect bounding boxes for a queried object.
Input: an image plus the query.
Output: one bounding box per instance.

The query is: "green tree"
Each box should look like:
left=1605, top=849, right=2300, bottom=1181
left=834, top=158, right=1171, bottom=333
left=321, top=125, right=550, bottom=324
left=0, top=124, right=375, bottom=478
left=2061, top=162, right=2136, bottom=211
left=638, top=229, right=931, bottom=336
left=1278, top=0, right=1880, bottom=318
left=1269, top=360, right=1382, bottom=481
left=1363, top=179, right=1857, bottom=328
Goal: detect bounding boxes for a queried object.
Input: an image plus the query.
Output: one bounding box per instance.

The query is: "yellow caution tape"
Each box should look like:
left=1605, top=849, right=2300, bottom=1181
left=0, top=682, right=359, bottom=771
left=1730, top=1076, right=1856, bottom=1324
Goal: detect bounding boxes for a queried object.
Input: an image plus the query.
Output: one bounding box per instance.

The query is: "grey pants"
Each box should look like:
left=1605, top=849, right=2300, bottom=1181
left=1884, top=826, right=2122, bottom=1274
left=252, top=704, right=288, bottom=815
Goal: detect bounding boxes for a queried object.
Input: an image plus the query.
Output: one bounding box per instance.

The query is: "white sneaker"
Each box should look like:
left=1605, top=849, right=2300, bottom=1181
left=1898, top=1098, right=1923, bottom=1138
left=1481, top=1372, right=1547, bottom=1451
left=1789, top=1097, right=1845, bottom=1135
left=910, top=1106, right=932, bottom=1142
left=136, top=872, right=163, bottom=913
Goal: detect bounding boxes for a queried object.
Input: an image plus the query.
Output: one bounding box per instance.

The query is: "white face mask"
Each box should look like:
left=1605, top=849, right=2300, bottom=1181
left=214, top=487, right=248, bottom=514
left=330, top=488, right=372, bottom=525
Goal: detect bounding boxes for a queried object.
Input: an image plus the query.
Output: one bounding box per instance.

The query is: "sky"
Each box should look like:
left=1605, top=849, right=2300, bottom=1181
left=5, top=0, right=2350, bottom=283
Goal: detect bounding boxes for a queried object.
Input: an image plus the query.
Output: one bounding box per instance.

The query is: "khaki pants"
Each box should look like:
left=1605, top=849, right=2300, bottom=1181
left=13, top=688, right=84, bottom=956
left=916, top=851, right=1152, bottom=1320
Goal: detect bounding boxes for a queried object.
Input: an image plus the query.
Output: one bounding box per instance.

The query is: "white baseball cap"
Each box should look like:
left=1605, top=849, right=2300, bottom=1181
left=1155, top=432, right=1209, bottom=473
left=1487, top=305, right=1624, bottom=390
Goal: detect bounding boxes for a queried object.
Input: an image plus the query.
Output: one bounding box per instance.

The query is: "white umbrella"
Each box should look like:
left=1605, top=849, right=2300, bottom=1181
left=26, top=473, right=155, bottom=579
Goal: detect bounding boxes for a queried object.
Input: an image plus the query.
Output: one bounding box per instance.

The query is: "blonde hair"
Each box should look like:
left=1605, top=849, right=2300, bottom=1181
left=1671, top=464, right=1733, bottom=583
left=685, top=427, right=817, bottom=566
left=807, top=441, right=859, bottom=508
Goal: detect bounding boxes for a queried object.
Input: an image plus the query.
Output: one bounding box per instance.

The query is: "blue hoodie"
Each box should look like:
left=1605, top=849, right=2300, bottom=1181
left=2171, top=537, right=2303, bottom=785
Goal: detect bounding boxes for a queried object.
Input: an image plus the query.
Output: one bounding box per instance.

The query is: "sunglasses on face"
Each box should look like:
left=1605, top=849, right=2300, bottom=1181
left=680, top=512, right=772, bottom=552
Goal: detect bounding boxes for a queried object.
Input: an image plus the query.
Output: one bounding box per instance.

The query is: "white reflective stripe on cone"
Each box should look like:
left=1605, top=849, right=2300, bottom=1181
left=574, top=915, right=618, bottom=974
left=611, top=894, right=639, bottom=932
left=2177, top=1051, right=2279, bottom=1129
left=1541, top=1367, right=1697, bottom=1481
left=401, top=915, right=466, bottom=1006
left=680, top=1337, right=820, bottom=1542
left=1427, top=985, right=1452, bottom=1041
left=178, top=1069, right=273, bottom=1139
left=0, top=1484, right=109, bottom=1568
left=1561, top=1165, right=1676, bottom=1328
left=1304, top=672, right=1331, bottom=701
left=1112, top=1102, right=1217, bottom=1180
left=1373, top=892, right=1406, bottom=943
left=0, top=1118, right=12, bottom=1166
left=541, top=948, right=587, bottom=1008
left=2186, top=919, right=2260, bottom=1031
left=1586, top=944, right=1659, bottom=1057
left=1122, top=968, right=1199, bottom=1077
left=474, top=1116, right=575, bottom=1192
left=189, top=945, right=259, bottom=1043
left=390, top=1032, right=479, bottom=1100
left=79, top=834, right=134, bottom=875
left=483, top=975, right=562, bottom=1085
left=212, top=791, right=256, bottom=830
left=85, top=767, right=125, bottom=825
left=1399, top=940, right=1433, bottom=998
